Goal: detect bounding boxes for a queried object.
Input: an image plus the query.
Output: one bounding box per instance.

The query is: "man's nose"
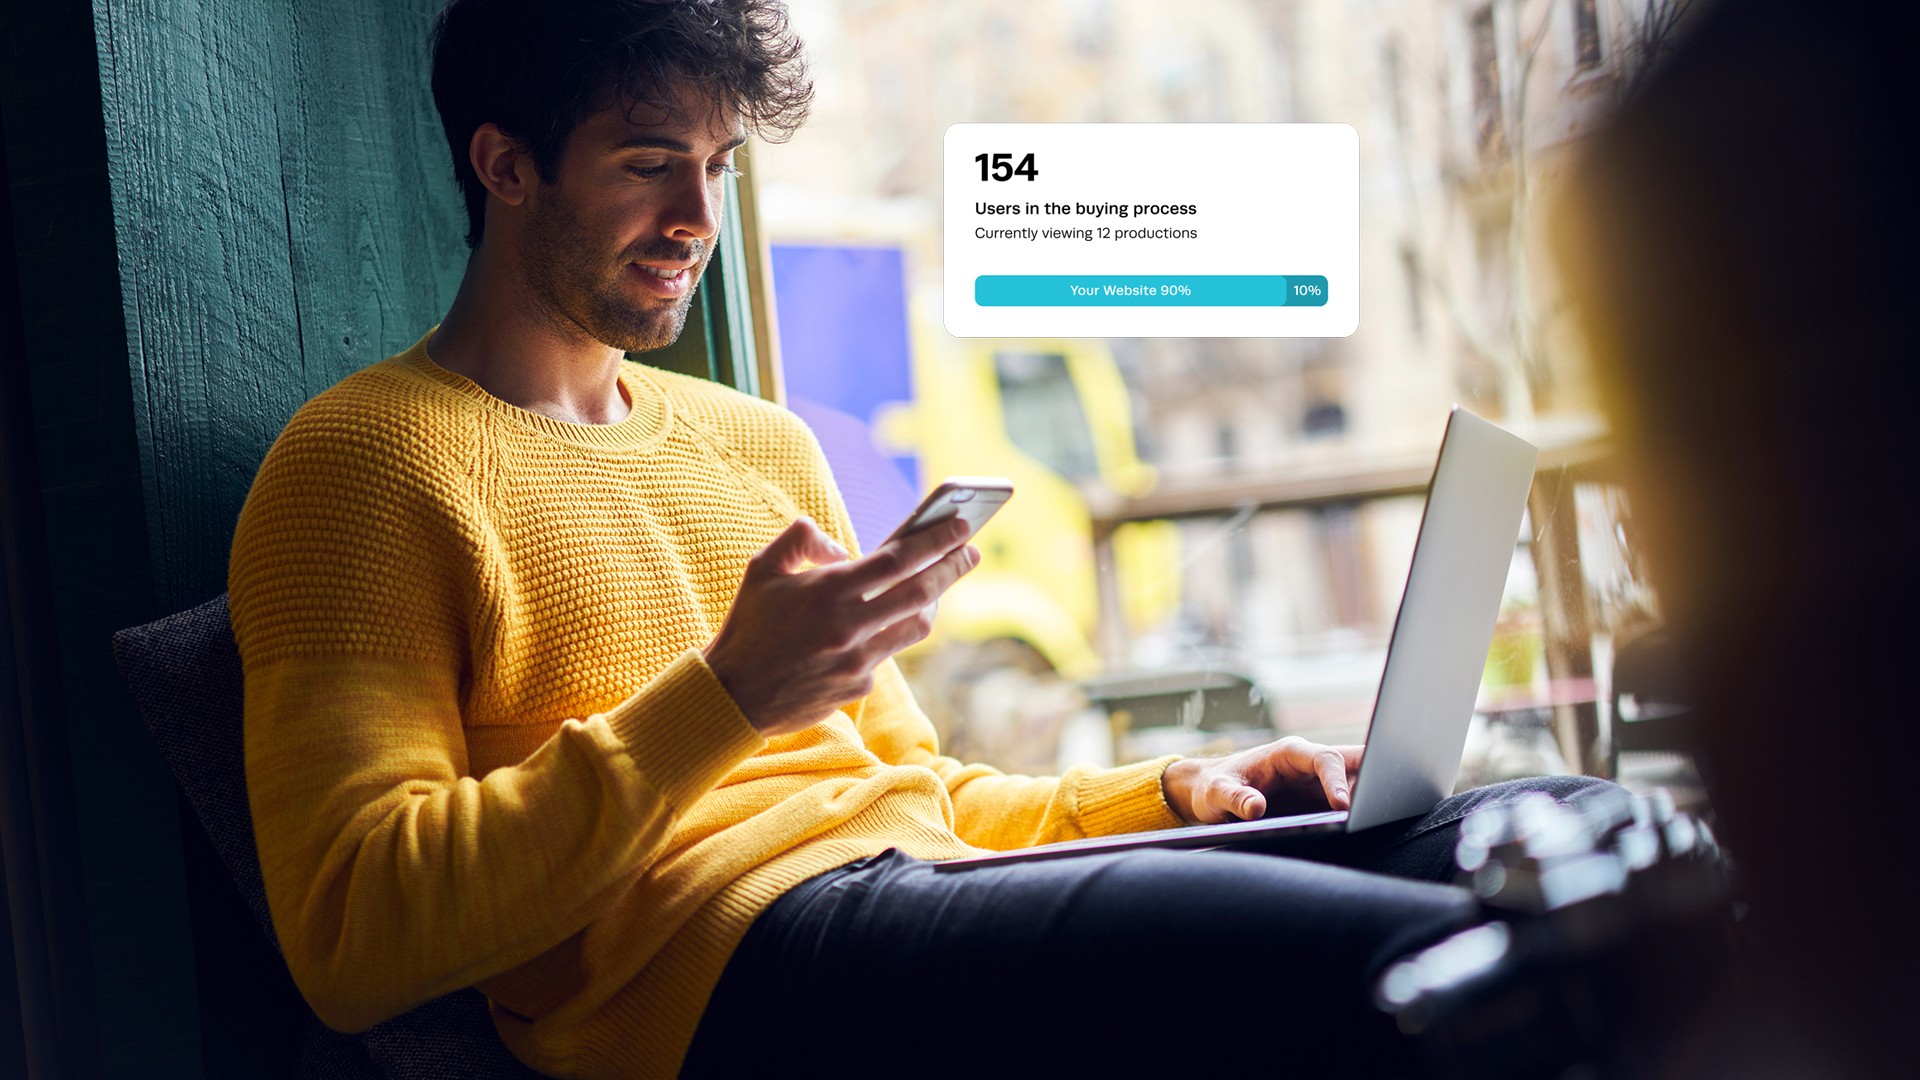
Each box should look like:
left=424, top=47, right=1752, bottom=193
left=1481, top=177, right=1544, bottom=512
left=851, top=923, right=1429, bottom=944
left=662, top=170, right=722, bottom=240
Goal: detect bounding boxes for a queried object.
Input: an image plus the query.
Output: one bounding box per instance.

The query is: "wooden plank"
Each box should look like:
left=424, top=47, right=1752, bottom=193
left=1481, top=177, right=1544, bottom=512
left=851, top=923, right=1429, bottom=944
left=708, top=170, right=760, bottom=396
left=86, top=1, right=470, bottom=1073
left=96, top=0, right=296, bottom=610
left=734, top=141, right=785, bottom=404
left=98, top=0, right=468, bottom=611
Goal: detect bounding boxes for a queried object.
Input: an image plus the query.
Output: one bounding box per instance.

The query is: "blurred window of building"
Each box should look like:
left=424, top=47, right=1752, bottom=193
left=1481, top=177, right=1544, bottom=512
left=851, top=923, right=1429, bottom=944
left=1215, top=421, right=1238, bottom=473
left=1302, top=399, right=1348, bottom=439
left=993, top=350, right=1101, bottom=483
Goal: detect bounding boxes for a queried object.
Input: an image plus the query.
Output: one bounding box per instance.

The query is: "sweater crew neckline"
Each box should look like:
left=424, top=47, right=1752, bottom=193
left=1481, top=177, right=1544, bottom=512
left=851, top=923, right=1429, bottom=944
left=397, top=330, right=671, bottom=454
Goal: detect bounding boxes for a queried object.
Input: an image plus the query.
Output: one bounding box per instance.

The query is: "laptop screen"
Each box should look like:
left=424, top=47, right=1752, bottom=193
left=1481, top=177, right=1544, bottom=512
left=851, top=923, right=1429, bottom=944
left=1344, top=408, right=1538, bottom=831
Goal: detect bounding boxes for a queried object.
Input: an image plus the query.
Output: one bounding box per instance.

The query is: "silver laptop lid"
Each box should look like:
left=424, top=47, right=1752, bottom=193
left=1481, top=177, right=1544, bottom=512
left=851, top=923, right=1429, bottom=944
left=1346, top=407, right=1538, bottom=831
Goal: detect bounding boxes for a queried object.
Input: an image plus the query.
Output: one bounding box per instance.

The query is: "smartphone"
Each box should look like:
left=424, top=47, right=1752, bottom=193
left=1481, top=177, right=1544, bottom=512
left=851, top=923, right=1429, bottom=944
left=881, top=477, right=1014, bottom=547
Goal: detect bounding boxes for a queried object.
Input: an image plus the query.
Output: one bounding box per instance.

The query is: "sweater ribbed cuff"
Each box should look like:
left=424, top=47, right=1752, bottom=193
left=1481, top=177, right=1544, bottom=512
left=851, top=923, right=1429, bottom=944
left=602, top=650, right=766, bottom=814
left=1072, top=754, right=1188, bottom=836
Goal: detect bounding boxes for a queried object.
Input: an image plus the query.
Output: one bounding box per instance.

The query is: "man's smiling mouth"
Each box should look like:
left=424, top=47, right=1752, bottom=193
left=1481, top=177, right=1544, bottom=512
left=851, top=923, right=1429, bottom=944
left=628, top=261, right=694, bottom=298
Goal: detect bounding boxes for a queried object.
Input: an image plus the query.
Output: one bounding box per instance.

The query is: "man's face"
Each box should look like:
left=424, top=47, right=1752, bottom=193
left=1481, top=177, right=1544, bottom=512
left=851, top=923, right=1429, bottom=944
left=519, top=94, right=745, bottom=353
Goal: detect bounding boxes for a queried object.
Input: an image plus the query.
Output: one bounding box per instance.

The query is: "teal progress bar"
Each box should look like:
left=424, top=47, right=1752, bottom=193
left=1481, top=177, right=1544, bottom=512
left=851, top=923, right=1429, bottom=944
left=975, top=275, right=1328, bottom=307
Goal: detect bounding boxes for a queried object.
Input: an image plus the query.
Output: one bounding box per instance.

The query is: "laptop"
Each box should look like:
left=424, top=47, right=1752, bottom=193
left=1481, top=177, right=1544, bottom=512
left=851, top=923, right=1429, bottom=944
left=935, top=406, right=1539, bottom=871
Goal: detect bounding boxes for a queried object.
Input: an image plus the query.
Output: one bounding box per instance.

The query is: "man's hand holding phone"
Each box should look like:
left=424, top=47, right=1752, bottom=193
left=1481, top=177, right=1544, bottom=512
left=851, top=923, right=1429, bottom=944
left=704, top=514, right=980, bottom=738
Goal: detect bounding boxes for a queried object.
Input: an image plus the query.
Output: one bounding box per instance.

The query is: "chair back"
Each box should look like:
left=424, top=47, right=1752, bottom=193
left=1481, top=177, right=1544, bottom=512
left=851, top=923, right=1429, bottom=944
left=112, top=594, right=276, bottom=942
left=113, top=594, right=539, bottom=1079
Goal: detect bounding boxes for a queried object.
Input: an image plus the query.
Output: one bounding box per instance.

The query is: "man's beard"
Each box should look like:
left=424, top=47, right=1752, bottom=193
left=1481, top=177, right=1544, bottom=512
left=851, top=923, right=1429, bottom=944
left=522, top=189, right=707, bottom=355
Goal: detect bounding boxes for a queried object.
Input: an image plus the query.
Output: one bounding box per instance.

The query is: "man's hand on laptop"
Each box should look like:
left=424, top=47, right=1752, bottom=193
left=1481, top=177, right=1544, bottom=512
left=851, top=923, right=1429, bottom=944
left=705, top=515, right=978, bottom=738
left=1161, top=738, right=1365, bottom=825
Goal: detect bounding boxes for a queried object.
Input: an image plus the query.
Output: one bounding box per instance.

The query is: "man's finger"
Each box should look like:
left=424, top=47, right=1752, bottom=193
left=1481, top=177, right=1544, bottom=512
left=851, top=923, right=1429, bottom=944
left=842, top=516, right=972, bottom=597
left=752, top=516, right=849, bottom=577
left=864, top=604, right=940, bottom=662
left=1201, top=773, right=1265, bottom=823
left=1313, top=748, right=1351, bottom=809
left=1233, top=786, right=1267, bottom=821
left=861, top=543, right=978, bottom=622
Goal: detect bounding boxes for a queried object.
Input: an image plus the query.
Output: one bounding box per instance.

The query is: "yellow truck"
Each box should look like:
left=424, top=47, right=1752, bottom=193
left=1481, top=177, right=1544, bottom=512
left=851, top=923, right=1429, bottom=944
left=879, top=321, right=1176, bottom=678
left=888, top=312, right=1187, bottom=769
left=773, top=246, right=1178, bottom=768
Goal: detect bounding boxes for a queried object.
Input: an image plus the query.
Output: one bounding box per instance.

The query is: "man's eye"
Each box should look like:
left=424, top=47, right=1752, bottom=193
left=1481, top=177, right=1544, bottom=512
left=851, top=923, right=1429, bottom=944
left=708, top=162, right=742, bottom=179
left=625, top=164, right=670, bottom=180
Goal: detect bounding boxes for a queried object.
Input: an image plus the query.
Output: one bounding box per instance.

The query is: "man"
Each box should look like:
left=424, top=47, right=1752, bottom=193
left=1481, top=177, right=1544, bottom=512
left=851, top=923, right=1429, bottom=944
left=229, top=2, right=1602, bottom=1076
left=1567, top=2, right=1917, bottom=1073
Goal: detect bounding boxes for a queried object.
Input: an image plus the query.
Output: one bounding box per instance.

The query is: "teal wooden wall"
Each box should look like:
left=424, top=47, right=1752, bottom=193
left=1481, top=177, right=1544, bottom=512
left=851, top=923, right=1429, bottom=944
left=87, top=1, right=472, bottom=1073
left=3, top=0, right=749, bottom=1073
left=96, top=0, right=472, bottom=608
left=9, top=0, right=480, bottom=1073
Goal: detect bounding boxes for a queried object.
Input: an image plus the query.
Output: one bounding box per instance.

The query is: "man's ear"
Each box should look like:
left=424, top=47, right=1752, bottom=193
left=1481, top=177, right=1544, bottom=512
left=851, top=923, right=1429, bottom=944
left=468, top=122, right=536, bottom=209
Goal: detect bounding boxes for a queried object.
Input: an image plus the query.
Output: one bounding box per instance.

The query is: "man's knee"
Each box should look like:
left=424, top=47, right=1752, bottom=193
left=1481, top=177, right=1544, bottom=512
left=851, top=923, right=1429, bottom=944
left=1474, top=773, right=1620, bottom=804
left=1429, top=774, right=1624, bottom=829
left=1364, top=775, right=1625, bottom=882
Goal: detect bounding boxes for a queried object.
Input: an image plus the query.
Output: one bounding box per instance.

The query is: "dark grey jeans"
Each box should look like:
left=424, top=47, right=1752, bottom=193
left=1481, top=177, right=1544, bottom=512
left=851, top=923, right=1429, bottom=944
left=679, top=775, right=1612, bottom=1078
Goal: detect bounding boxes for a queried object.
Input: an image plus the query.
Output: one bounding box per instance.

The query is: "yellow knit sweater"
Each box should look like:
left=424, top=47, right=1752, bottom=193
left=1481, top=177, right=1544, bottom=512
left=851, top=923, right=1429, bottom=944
left=228, top=331, right=1185, bottom=1079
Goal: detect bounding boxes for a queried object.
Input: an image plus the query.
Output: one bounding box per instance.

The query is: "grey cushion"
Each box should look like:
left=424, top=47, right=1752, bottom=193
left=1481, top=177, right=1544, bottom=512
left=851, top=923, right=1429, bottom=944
left=113, top=594, right=542, bottom=1079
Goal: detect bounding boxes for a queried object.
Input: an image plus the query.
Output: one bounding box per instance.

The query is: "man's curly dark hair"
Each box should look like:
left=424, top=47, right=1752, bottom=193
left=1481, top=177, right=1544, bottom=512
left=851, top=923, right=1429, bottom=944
left=430, top=0, right=813, bottom=248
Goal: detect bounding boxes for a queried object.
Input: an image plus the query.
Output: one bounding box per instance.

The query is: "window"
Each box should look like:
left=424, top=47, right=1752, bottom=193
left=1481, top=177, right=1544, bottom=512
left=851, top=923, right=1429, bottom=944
left=1302, top=399, right=1348, bottom=439
left=993, top=351, right=1101, bottom=482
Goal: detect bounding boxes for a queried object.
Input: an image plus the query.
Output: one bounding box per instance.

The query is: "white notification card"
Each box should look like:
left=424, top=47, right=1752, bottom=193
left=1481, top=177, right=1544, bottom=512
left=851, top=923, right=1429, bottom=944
left=944, top=124, right=1358, bottom=338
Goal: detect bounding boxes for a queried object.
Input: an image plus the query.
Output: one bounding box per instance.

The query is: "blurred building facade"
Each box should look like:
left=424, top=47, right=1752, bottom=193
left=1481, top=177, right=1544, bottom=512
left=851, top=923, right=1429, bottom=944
left=756, top=0, right=1663, bottom=692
